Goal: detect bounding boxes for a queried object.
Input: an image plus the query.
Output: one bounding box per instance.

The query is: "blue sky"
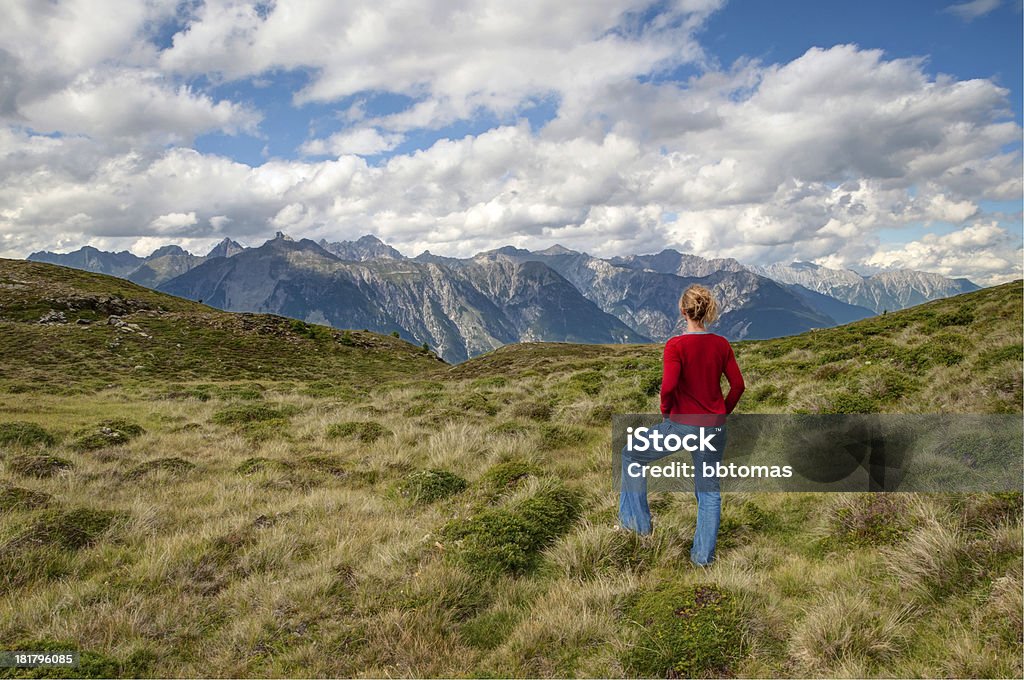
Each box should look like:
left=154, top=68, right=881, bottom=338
left=0, top=0, right=1021, bottom=283
left=189, top=0, right=1024, bottom=168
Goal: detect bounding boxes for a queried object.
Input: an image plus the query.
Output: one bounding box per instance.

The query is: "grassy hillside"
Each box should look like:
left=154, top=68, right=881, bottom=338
left=0, top=259, right=442, bottom=395
left=0, top=262, right=1020, bottom=678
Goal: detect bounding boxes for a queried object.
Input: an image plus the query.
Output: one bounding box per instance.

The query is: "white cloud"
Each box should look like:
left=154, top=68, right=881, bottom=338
left=160, top=0, right=721, bottom=129
left=300, top=128, right=404, bottom=157
left=20, top=69, right=259, bottom=144
left=149, top=211, right=199, bottom=234
left=944, top=0, right=1002, bottom=21
left=0, top=2, right=1020, bottom=286
left=865, top=223, right=1023, bottom=285
left=0, top=0, right=258, bottom=144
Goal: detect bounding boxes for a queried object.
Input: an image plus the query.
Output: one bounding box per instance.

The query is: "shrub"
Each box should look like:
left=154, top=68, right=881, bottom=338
left=826, top=494, right=914, bottom=548
left=9, top=507, right=118, bottom=552
left=566, top=370, right=604, bottom=396
left=482, top=460, right=543, bottom=491
left=443, top=481, right=582, bottom=575
left=300, top=454, right=347, bottom=477
left=7, top=453, right=73, bottom=478
left=748, top=384, right=787, bottom=406
left=823, top=391, right=878, bottom=414
left=211, top=404, right=294, bottom=425
left=487, top=421, right=531, bottom=438
left=0, top=421, right=56, bottom=447
left=339, top=330, right=355, bottom=346
left=126, top=457, right=196, bottom=479
left=622, top=582, right=745, bottom=678
left=399, top=469, right=468, bottom=504
left=71, top=419, right=145, bottom=451
left=718, top=500, right=776, bottom=549
left=0, top=484, right=52, bottom=512
left=538, top=423, right=589, bottom=451
left=926, top=306, right=975, bottom=330
left=974, top=343, right=1023, bottom=371
left=461, top=609, right=519, bottom=650
left=639, top=372, right=662, bottom=397
left=290, top=319, right=331, bottom=340
left=302, top=380, right=357, bottom=399
left=510, top=401, right=552, bottom=421
left=449, top=391, right=499, bottom=416
left=326, top=421, right=392, bottom=443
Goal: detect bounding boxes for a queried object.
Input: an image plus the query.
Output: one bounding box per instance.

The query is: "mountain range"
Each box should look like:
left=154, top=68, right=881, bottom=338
left=27, top=234, right=979, bottom=362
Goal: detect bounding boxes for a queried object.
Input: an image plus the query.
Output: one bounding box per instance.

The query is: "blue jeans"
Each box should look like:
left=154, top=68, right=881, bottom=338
left=618, top=419, right=724, bottom=565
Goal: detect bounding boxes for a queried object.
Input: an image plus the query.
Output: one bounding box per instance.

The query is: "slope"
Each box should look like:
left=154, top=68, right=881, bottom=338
left=0, top=258, right=442, bottom=394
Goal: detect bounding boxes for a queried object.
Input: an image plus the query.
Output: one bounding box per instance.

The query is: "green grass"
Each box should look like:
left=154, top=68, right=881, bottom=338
left=0, top=262, right=1019, bottom=677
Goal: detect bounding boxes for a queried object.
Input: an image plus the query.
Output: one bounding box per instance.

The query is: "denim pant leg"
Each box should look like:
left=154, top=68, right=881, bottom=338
left=689, top=426, right=725, bottom=565
left=618, top=420, right=676, bottom=534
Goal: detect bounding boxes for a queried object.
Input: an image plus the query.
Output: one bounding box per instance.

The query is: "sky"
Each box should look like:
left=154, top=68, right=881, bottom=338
left=0, top=0, right=1021, bottom=285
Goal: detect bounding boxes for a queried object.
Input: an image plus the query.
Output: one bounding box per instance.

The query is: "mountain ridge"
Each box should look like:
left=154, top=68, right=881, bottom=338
left=27, top=234, right=980, bottom=360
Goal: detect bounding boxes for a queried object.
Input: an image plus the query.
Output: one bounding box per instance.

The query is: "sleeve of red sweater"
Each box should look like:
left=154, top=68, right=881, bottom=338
left=660, top=340, right=682, bottom=415
left=723, top=342, right=745, bottom=413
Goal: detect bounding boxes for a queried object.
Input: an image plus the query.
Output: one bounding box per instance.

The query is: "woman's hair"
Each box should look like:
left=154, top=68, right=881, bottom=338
left=679, top=285, right=719, bottom=326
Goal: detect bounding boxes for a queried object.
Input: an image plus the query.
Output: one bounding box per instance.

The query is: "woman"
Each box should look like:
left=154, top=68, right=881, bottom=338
left=619, top=284, right=745, bottom=566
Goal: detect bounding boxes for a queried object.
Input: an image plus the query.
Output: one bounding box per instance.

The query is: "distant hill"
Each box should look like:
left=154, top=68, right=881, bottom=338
left=0, top=258, right=441, bottom=393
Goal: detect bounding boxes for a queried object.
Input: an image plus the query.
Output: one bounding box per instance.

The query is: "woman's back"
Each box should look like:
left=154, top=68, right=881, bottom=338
left=661, top=331, right=744, bottom=425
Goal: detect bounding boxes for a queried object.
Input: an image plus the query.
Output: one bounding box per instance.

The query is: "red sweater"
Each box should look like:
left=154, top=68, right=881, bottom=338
left=660, top=332, right=745, bottom=425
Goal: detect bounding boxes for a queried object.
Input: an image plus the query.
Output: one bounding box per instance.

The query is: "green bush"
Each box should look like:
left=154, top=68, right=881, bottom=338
left=974, top=343, right=1023, bottom=370
left=823, top=392, right=879, bottom=414
left=622, top=582, right=745, bottom=678
left=399, top=469, right=468, bottom=504
left=71, top=419, right=145, bottom=451
left=0, top=484, right=52, bottom=512
left=566, top=370, right=604, bottom=396
left=448, top=391, right=499, bottom=416
left=7, top=454, right=73, bottom=478
left=211, top=404, right=294, bottom=426
left=827, top=494, right=914, bottom=548
left=125, top=457, right=196, bottom=479
left=300, top=455, right=347, bottom=477
left=0, top=421, right=56, bottom=447
left=443, top=481, right=582, bottom=575
left=487, top=421, right=531, bottom=437
left=510, top=401, right=553, bottom=421
left=538, top=423, right=589, bottom=451
left=482, top=460, right=543, bottom=491
left=926, top=306, right=975, bottom=330
left=10, top=508, right=119, bottom=552
left=289, top=319, right=332, bottom=341
left=748, top=384, right=787, bottom=406
left=326, top=421, right=392, bottom=443
left=638, top=372, right=662, bottom=397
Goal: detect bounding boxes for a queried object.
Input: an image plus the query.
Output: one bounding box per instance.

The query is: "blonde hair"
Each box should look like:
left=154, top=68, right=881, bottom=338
left=679, top=284, right=719, bottom=326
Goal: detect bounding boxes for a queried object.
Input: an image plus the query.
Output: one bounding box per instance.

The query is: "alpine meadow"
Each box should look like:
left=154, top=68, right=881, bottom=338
left=0, top=258, right=1020, bottom=678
